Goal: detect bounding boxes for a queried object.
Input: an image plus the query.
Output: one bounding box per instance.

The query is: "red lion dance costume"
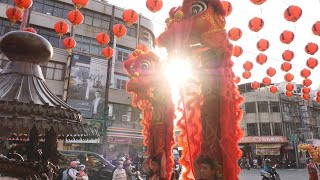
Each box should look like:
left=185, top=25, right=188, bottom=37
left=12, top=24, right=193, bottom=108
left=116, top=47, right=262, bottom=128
left=156, top=0, right=244, bottom=179
left=124, top=51, right=175, bottom=180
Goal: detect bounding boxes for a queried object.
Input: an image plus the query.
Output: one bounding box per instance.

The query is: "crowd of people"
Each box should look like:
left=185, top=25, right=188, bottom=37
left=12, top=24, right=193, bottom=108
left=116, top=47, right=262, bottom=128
left=62, top=161, right=88, bottom=180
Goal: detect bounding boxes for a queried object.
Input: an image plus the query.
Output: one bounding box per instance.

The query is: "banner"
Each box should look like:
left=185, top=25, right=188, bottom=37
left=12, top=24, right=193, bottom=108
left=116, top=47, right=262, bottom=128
left=67, top=55, right=108, bottom=119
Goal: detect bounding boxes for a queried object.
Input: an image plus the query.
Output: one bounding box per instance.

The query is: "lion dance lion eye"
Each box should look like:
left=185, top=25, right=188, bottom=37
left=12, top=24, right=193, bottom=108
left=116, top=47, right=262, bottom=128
left=141, top=60, right=151, bottom=70
left=191, top=1, right=208, bottom=16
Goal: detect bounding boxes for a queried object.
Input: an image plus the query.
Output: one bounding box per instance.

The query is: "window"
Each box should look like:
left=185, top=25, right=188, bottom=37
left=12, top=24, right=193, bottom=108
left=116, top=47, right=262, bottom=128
left=116, top=48, right=132, bottom=62
left=0, top=18, right=20, bottom=36
left=0, top=0, right=15, bottom=5
left=41, top=62, right=65, bottom=81
left=111, top=103, right=131, bottom=121
left=273, top=123, right=282, bottom=136
left=114, top=74, right=129, bottom=90
left=116, top=79, right=127, bottom=90
left=258, top=101, right=269, bottom=113
left=270, top=101, right=280, bottom=112
left=247, top=123, right=258, bottom=136
left=245, top=102, right=256, bottom=113
left=282, top=102, right=289, bottom=114
left=260, top=123, right=271, bottom=136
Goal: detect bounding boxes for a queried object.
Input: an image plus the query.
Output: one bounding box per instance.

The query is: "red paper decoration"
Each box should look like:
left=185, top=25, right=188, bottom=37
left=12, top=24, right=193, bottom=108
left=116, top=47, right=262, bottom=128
left=72, top=0, right=89, bottom=8
left=234, top=76, right=241, bottom=84
left=286, top=91, right=293, bottom=97
left=54, top=21, right=69, bottom=37
left=113, top=24, right=127, bottom=39
left=286, top=83, right=294, bottom=91
left=251, top=81, right=260, bottom=89
left=137, top=44, right=148, bottom=52
left=248, top=17, right=264, bottom=32
left=262, top=77, right=271, bottom=86
left=14, top=0, right=32, bottom=9
left=300, top=68, right=311, bottom=78
left=243, top=61, right=253, bottom=71
left=270, top=86, right=278, bottom=93
left=102, top=47, right=114, bottom=59
left=68, top=9, right=84, bottom=26
left=281, top=62, right=292, bottom=72
left=228, top=28, right=242, bottom=41
left=256, top=53, right=267, bottom=65
left=23, top=27, right=37, bottom=34
left=250, top=0, right=267, bottom=5
left=284, top=73, right=294, bottom=82
left=302, top=87, right=311, bottom=94
left=266, top=67, right=276, bottom=77
left=146, top=0, right=163, bottom=13
left=306, top=57, right=318, bottom=69
left=284, top=5, right=302, bottom=22
left=305, top=42, right=319, bottom=55
left=6, top=7, right=22, bottom=23
left=221, top=1, right=232, bottom=17
left=303, top=78, right=312, bottom=87
left=302, top=93, right=310, bottom=100
left=242, top=71, right=251, bottom=79
left=282, top=50, right=294, bottom=62
left=280, top=30, right=294, bottom=44
left=312, top=21, right=320, bottom=36
left=123, top=9, right=138, bottom=26
left=63, top=37, right=76, bottom=50
left=257, top=39, right=269, bottom=51
left=232, top=45, right=243, bottom=57
left=96, top=32, right=110, bottom=46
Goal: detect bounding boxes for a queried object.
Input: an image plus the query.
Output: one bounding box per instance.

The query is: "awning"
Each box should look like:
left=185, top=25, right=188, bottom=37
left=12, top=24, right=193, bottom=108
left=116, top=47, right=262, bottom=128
left=107, top=126, right=144, bottom=139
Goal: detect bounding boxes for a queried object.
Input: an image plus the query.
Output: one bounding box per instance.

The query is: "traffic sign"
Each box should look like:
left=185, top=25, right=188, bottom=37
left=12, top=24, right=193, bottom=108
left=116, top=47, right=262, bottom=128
left=288, top=134, right=298, bottom=142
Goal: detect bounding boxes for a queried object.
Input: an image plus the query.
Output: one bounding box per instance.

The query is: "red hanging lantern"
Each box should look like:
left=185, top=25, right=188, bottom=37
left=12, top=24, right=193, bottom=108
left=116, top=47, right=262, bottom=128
left=242, top=71, right=251, bottom=79
left=248, top=17, right=264, bottom=32
left=63, top=37, right=76, bottom=50
left=257, top=39, right=269, bottom=51
left=14, top=0, right=33, bottom=9
left=146, top=0, right=163, bottom=13
left=270, top=86, right=278, bottom=93
left=316, top=96, right=320, bottom=103
left=284, top=73, right=294, bottom=82
left=262, top=77, right=271, bottom=86
left=280, top=30, right=294, bottom=44
left=54, top=21, right=69, bottom=37
left=305, top=42, right=319, bottom=55
left=96, top=32, right=110, bottom=46
left=68, top=9, right=84, bottom=26
left=300, top=68, right=311, bottom=78
left=251, top=81, right=260, bottom=89
left=285, top=91, right=293, bottom=97
left=228, top=28, right=242, bottom=41
left=113, top=24, right=127, bottom=39
left=302, top=93, right=310, bottom=100
left=123, top=9, right=138, bottom=26
left=284, top=5, right=302, bottom=22
left=286, top=83, right=294, bottom=91
left=306, top=57, right=318, bottom=69
left=266, top=67, right=276, bottom=77
left=232, top=45, right=243, bottom=57
left=303, top=78, right=312, bottom=87
left=312, top=21, right=320, bottom=36
left=302, top=87, right=311, bottom=94
left=250, top=0, right=267, bottom=5
left=72, top=0, right=89, bottom=9
left=137, top=44, right=148, bottom=52
left=256, top=53, right=267, bottom=65
left=234, top=76, right=241, bottom=84
left=221, top=1, right=232, bottom=17
left=281, top=62, right=292, bottom=72
left=6, top=7, right=22, bottom=23
left=22, top=27, right=37, bottom=34
left=102, top=47, right=114, bottom=59
left=282, top=50, right=294, bottom=62
left=243, top=61, right=253, bottom=71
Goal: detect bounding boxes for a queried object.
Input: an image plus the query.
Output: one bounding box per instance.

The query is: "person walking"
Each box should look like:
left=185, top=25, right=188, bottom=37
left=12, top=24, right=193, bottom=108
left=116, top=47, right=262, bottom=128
left=113, top=161, right=127, bottom=180
left=253, top=158, right=258, bottom=169
left=307, top=158, right=319, bottom=180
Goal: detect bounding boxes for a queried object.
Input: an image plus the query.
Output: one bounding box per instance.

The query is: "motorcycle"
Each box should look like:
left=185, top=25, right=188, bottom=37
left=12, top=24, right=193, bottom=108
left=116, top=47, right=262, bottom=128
left=260, top=166, right=281, bottom=180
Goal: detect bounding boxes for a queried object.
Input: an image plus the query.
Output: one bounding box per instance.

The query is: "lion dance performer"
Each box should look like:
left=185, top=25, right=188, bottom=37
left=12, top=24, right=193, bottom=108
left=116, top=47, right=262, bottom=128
left=156, top=0, right=244, bottom=179
left=124, top=51, right=175, bottom=180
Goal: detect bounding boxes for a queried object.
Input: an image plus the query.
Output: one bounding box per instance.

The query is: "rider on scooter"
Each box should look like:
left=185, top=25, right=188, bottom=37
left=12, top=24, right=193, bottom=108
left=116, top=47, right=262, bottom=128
left=263, top=159, right=272, bottom=174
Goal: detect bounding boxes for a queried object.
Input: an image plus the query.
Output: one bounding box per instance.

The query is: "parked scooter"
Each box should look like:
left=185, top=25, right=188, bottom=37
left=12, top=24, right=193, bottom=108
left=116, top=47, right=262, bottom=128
left=260, top=166, right=281, bottom=180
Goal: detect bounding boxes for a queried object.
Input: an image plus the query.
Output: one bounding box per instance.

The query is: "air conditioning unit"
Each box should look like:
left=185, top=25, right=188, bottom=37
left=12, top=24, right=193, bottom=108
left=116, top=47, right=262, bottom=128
left=122, top=115, right=131, bottom=122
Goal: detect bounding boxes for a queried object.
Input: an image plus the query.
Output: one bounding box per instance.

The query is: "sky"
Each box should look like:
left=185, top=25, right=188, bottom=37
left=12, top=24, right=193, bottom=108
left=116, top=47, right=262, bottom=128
left=106, top=0, right=320, bottom=91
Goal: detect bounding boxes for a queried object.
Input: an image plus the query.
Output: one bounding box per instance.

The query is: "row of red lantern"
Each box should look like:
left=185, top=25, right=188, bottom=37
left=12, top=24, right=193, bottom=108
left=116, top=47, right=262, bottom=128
left=6, top=0, right=33, bottom=23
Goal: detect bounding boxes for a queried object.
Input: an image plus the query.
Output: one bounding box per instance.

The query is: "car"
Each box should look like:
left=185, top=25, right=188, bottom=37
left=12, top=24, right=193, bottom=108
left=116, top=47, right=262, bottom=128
left=59, top=150, right=115, bottom=180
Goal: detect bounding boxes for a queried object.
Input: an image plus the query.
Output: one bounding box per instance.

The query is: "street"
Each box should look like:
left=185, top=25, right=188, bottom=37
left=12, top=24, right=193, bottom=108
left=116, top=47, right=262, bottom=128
left=239, top=168, right=309, bottom=180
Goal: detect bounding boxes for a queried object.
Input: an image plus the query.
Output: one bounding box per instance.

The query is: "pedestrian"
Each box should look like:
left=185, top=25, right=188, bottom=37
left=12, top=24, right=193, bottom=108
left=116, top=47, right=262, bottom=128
left=113, top=161, right=127, bottom=180
left=62, top=161, right=79, bottom=180
left=78, top=164, right=88, bottom=180
left=124, top=158, right=138, bottom=180
left=307, top=158, right=319, bottom=180
left=253, top=158, right=258, bottom=169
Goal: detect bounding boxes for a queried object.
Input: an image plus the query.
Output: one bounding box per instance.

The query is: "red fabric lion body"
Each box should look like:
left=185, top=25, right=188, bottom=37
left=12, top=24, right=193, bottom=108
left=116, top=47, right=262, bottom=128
left=157, top=0, right=244, bottom=179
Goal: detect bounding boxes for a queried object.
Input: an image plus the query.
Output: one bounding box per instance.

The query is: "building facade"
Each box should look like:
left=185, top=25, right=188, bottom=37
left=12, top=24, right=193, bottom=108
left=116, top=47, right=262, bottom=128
left=0, top=0, right=155, bottom=159
left=238, top=83, right=320, bottom=165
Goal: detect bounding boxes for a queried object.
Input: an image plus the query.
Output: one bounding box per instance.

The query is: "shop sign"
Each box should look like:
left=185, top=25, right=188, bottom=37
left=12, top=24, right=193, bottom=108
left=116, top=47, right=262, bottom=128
left=239, top=136, right=288, bottom=144
left=107, top=137, right=132, bottom=144
left=256, top=148, right=280, bottom=155
left=256, top=144, right=281, bottom=149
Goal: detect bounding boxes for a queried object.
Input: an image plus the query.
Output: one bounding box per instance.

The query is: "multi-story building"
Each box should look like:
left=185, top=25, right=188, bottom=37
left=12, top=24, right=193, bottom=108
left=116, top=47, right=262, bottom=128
left=238, top=82, right=320, bottom=164
left=0, top=0, right=155, bottom=159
